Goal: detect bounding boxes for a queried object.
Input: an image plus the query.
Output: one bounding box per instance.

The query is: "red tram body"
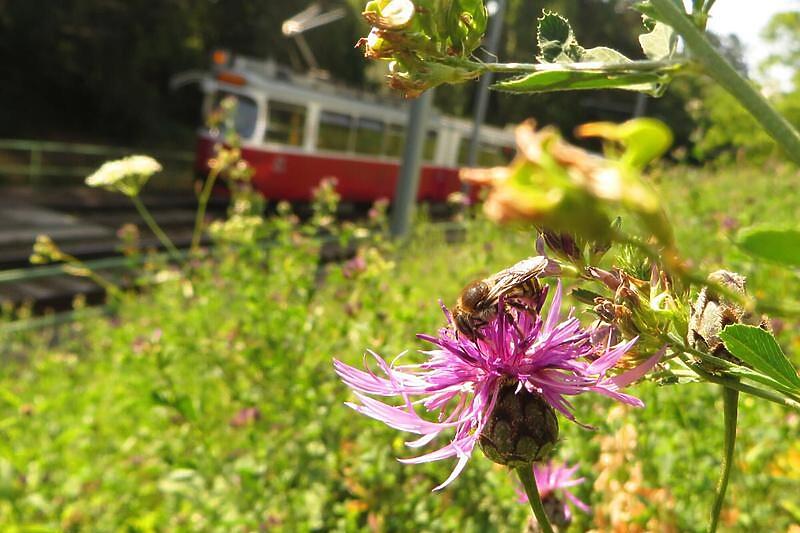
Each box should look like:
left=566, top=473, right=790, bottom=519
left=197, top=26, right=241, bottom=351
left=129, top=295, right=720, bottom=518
left=195, top=135, right=466, bottom=202
left=179, top=52, right=516, bottom=203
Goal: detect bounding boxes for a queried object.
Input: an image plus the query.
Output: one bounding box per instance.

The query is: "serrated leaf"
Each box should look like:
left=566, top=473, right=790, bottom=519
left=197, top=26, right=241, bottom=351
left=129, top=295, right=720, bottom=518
left=720, top=324, right=800, bottom=391
left=537, top=11, right=583, bottom=63
left=492, top=69, right=665, bottom=95
left=639, top=22, right=677, bottom=60
left=736, top=226, right=800, bottom=269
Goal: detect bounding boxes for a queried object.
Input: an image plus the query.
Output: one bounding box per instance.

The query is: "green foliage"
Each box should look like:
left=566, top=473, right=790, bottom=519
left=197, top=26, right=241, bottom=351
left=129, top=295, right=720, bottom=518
left=493, top=9, right=675, bottom=96
left=688, top=82, right=800, bottom=163
left=493, top=70, right=666, bottom=95
left=638, top=22, right=677, bottom=61
left=0, top=212, right=544, bottom=530
left=720, top=325, right=800, bottom=392
left=0, top=0, right=365, bottom=143
left=761, top=11, right=800, bottom=90
left=736, top=227, right=800, bottom=269
left=2, top=163, right=800, bottom=530
left=536, top=11, right=583, bottom=63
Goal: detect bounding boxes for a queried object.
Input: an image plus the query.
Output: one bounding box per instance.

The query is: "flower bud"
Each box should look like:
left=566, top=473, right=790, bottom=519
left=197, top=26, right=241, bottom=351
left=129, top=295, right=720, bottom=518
left=363, top=0, right=415, bottom=30
left=479, top=381, right=559, bottom=467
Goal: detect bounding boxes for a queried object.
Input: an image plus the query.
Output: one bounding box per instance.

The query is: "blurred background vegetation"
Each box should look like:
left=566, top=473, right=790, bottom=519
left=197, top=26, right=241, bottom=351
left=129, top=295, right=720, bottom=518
left=2, top=2, right=800, bottom=531
left=2, top=0, right=798, bottom=163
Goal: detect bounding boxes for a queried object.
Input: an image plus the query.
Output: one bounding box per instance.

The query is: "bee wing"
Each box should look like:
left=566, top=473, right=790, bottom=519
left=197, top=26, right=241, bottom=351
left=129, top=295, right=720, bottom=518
left=485, top=256, right=550, bottom=301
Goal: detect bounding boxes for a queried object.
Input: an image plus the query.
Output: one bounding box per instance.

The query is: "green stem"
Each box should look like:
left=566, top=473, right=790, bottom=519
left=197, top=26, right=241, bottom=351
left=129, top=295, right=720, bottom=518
left=130, top=195, right=181, bottom=261
left=674, top=351, right=800, bottom=412
left=674, top=337, right=800, bottom=401
left=191, top=166, right=221, bottom=252
left=709, top=385, right=738, bottom=532
left=516, top=464, right=554, bottom=533
left=650, top=0, right=800, bottom=165
left=55, top=251, right=122, bottom=299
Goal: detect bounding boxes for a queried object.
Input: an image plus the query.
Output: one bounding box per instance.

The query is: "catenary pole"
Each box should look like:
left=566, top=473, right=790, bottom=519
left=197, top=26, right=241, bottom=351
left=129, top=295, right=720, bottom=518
left=390, top=89, right=434, bottom=237
left=466, top=0, right=507, bottom=170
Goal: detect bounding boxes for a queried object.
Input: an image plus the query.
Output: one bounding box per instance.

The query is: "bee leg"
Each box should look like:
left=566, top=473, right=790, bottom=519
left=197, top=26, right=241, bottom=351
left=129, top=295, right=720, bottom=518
left=505, top=300, right=533, bottom=338
left=506, top=301, right=530, bottom=338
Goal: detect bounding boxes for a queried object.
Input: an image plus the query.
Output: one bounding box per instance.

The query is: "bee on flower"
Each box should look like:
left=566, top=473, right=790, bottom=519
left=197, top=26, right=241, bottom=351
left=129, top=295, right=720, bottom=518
left=333, top=279, right=662, bottom=490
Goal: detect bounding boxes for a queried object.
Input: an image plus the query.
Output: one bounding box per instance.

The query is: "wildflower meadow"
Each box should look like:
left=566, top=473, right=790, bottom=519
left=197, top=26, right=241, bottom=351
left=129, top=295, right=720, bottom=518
left=2, top=1, right=800, bottom=532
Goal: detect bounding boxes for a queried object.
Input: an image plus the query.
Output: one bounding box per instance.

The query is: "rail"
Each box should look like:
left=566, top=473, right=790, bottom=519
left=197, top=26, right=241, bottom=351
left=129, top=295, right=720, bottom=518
left=0, top=139, right=194, bottom=187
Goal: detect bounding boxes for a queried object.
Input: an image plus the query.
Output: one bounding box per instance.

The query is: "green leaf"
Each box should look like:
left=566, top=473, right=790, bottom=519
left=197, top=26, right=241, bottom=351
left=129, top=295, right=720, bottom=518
left=735, top=226, right=800, bottom=268
left=581, top=47, right=633, bottom=63
left=537, top=11, right=583, bottom=63
left=720, top=324, right=800, bottom=391
left=492, top=69, right=665, bottom=95
left=639, top=21, right=677, bottom=60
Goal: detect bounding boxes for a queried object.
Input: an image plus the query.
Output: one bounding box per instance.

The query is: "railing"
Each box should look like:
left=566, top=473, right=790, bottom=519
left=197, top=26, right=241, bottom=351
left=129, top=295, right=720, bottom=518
left=0, top=139, right=195, bottom=189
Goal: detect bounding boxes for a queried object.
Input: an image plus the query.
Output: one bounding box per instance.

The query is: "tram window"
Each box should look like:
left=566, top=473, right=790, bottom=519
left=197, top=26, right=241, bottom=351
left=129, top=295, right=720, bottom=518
left=457, top=140, right=507, bottom=167
left=265, top=101, right=306, bottom=146
left=355, top=118, right=384, bottom=155
left=422, top=130, right=438, bottom=162
left=318, top=111, right=354, bottom=152
left=383, top=124, right=405, bottom=157
left=212, top=91, right=258, bottom=139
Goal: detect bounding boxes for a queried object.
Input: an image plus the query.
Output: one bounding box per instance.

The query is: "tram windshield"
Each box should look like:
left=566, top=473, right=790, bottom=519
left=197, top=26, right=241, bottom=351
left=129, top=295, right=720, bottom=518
left=212, top=91, right=259, bottom=139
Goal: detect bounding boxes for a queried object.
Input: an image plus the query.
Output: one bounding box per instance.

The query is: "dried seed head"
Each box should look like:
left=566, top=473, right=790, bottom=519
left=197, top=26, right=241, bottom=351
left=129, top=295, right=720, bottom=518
left=479, top=381, right=559, bottom=467
left=688, top=269, right=748, bottom=361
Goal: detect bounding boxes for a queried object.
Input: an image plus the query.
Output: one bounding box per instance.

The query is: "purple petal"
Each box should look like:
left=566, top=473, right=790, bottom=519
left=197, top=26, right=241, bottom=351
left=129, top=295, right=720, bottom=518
left=610, top=346, right=665, bottom=388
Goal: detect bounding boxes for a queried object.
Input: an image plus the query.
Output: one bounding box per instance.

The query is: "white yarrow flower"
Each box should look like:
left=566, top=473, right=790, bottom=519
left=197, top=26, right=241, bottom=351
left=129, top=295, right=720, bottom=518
left=85, top=155, right=162, bottom=196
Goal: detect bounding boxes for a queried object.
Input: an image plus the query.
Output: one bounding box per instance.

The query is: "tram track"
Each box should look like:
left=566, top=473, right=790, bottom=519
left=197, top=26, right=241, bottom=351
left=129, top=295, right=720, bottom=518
left=0, top=186, right=225, bottom=313
left=0, top=185, right=467, bottom=325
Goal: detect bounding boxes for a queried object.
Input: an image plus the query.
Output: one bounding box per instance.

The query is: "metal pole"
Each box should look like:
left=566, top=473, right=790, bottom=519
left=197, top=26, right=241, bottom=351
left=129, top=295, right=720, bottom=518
left=390, top=89, right=434, bottom=238
left=633, top=92, right=648, bottom=117
left=466, top=0, right=507, bottom=169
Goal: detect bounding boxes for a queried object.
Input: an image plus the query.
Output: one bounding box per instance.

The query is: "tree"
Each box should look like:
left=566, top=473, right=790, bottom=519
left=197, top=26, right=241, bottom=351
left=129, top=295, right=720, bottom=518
left=762, top=10, right=800, bottom=90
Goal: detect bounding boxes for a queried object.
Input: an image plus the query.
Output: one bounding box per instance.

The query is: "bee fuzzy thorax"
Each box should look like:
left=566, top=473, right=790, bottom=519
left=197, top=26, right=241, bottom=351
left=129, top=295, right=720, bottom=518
left=453, top=256, right=556, bottom=339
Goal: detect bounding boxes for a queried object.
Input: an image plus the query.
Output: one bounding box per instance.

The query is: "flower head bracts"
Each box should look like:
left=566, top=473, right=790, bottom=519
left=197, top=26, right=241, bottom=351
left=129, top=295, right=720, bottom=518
left=334, top=282, right=660, bottom=489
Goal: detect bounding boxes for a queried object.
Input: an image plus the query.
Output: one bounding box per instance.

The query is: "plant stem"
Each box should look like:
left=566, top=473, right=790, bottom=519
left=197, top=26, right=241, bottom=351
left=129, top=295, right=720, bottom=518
left=130, top=195, right=181, bottom=261
left=650, top=0, right=800, bottom=165
left=666, top=333, right=800, bottom=404
left=516, top=464, right=554, bottom=533
left=191, top=167, right=221, bottom=252
left=674, top=351, right=800, bottom=412
left=709, top=385, right=738, bottom=532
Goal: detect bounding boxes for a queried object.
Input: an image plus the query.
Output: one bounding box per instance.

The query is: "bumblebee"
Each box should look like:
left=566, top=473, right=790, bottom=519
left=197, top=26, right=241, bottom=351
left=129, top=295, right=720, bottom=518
left=453, top=256, right=551, bottom=339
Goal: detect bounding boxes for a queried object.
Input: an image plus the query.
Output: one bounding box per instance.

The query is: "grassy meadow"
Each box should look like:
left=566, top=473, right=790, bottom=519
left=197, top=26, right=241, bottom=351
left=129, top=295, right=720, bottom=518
left=1, top=163, right=799, bottom=532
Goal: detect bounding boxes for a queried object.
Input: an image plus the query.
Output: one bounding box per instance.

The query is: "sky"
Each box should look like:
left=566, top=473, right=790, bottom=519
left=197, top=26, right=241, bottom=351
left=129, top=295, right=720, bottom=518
left=704, top=0, right=798, bottom=86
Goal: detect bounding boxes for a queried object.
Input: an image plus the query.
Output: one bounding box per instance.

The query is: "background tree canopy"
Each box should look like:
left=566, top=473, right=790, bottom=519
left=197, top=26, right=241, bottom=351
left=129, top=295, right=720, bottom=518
left=0, top=0, right=794, bottom=161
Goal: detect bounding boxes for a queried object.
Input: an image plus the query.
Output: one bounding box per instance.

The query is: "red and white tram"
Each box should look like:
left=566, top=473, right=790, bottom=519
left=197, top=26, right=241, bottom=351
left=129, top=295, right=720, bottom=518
left=178, top=51, right=516, bottom=203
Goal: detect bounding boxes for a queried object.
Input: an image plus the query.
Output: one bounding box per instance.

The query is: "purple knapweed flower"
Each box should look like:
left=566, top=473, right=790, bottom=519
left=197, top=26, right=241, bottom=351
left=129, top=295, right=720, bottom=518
left=333, top=282, right=661, bottom=490
left=518, top=461, right=590, bottom=522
